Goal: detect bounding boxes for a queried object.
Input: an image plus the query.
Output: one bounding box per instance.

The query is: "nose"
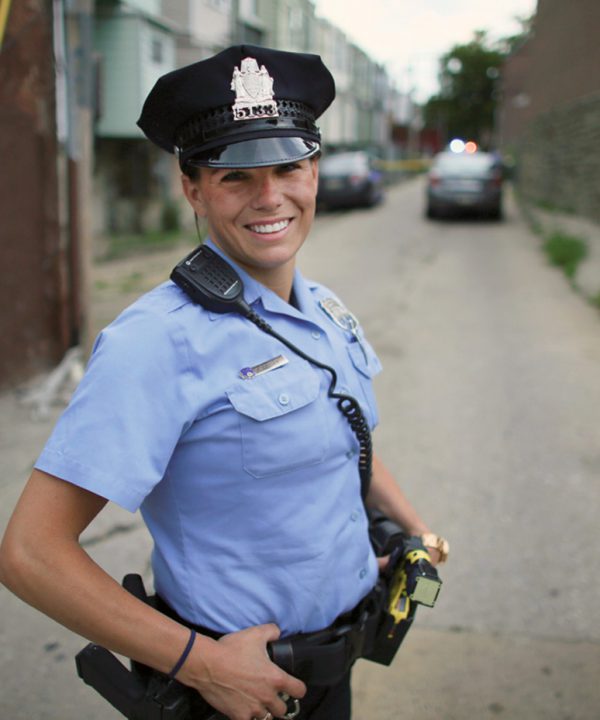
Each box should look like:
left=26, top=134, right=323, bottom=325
left=250, top=173, right=283, bottom=211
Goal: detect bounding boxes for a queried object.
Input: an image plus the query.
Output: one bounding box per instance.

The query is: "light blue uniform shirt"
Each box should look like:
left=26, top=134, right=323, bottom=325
left=36, top=240, right=382, bottom=635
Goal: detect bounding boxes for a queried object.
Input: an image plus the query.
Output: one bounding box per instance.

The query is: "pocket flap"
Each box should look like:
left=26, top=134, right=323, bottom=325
left=347, top=341, right=382, bottom=379
left=226, top=366, right=320, bottom=421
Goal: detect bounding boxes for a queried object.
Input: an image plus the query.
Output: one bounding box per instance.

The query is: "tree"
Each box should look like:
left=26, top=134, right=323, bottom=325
left=423, top=31, right=504, bottom=148
left=498, top=14, right=535, bottom=55
left=423, top=17, right=535, bottom=149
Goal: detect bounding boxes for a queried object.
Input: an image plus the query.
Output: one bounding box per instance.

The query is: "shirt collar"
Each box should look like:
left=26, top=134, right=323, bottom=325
left=203, top=238, right=314, bottom=321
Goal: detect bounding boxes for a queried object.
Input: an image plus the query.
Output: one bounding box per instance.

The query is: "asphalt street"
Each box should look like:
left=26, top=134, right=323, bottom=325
left=1, top=178, right=599, bottom=719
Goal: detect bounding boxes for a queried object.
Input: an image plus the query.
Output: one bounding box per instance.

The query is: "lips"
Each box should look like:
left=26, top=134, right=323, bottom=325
left=246, top=219, right=290, bottom=234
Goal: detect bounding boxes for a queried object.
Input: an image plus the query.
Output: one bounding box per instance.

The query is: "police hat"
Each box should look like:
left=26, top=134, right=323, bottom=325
left=137, top=45, right=336, bottom=169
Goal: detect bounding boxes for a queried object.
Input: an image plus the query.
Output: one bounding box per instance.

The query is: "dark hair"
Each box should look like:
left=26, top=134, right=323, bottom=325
left=182, top=163, right=200, bottom=180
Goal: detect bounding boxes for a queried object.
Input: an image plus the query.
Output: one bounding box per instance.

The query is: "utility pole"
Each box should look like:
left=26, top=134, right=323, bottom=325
left=54, top=0, right=96, bottom=354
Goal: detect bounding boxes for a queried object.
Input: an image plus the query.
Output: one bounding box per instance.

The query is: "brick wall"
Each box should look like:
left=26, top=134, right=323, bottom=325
left=500, top=0, right=600, bottom=224
left=0, top=1, right=68, bottom=389
left=518, top=92, right=600, bottom=223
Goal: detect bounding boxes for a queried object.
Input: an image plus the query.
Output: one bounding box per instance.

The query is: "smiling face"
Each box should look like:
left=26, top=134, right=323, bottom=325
left=181, top=159, right=319, bottom=299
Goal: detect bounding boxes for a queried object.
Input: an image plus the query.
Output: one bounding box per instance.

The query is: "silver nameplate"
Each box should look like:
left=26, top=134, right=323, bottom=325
left=239, top=354, right=288, bottom=380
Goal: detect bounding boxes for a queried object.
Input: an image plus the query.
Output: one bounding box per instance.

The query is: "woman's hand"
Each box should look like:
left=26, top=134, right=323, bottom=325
left=424, top=546, right=441, bottom=566
left=376, top=542, right=441, bottom=575
left=181, top=623, right=306, bottom=720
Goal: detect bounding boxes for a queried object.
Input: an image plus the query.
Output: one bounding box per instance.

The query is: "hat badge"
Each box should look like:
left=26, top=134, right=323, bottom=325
left=230, top=57, right=279, bottom=121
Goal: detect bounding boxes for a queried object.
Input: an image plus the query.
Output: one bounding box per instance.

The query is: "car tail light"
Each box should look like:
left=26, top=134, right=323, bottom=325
left=489, top=169, right=503, bottom=188
left=349, top=173, right=366, bottom=186
left=429, top=172, right=441, bottom=187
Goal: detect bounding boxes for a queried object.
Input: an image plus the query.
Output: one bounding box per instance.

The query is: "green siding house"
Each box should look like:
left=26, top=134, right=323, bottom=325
left=95, top=1, right=176, bottom=138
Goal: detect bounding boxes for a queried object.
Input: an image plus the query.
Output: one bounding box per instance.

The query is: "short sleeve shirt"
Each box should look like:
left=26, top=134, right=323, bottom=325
left=36, top=240, right=382, bottom=635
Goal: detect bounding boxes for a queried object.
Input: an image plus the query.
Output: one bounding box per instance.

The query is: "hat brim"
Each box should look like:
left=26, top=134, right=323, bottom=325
left=186, top=137, right=320, bottom=169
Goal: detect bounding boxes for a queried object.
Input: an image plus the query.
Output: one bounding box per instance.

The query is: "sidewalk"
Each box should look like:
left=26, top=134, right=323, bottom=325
left=526, top=204, right=600, bottom=302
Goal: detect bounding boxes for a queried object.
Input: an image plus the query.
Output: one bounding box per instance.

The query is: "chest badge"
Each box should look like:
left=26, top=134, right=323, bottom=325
left=319, top=298, right=369, bottom=365
left=319, top=298, right=359, bottom=332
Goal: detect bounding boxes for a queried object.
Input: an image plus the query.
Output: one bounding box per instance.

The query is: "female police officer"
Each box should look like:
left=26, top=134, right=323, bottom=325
left=0, top=46, right=447, bottom=720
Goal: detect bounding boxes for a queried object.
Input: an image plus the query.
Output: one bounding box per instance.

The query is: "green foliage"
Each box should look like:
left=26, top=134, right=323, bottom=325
left=119, top=271, right=145, bottom=294
left=424, top=31, right=504, bottom=144
left=161, top=201, right=181, bottom=233
left=542, top=232, right=588, bottom=280
left=99, top=229, right=195, bottom=261
left=498, top=15, right=536, bottom=54
left=423, top=18, right=534, bottom=146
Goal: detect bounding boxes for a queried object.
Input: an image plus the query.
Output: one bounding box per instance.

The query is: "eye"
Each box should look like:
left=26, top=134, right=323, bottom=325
left=221, top=170, right=248, bottom=182
left=276, top=162, right=301, bottom=174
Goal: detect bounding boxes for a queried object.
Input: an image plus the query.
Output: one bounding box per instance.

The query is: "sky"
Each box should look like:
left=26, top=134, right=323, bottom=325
left=313, top=0, right=538, bottom=101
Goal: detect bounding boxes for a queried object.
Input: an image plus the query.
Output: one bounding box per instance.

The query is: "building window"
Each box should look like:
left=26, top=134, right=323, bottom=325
left=206, top=0, right=232, bottom=10
left=288, top=7, right=303, bottom=32
left=239, top=0, right=258, bottom=17
left=240, top=23, right=263, bottom=45
left=151, top=37, right=163, bottom=63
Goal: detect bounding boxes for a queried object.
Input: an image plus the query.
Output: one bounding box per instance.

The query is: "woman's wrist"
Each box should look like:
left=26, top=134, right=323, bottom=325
left=168, top=628, right=197, bottom=680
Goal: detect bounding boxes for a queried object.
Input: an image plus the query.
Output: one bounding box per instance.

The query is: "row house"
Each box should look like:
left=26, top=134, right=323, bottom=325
left=91, top=0, right=403, bottom=236
left=162, top=0, right=232, bottom=64
left=93, top=0, right=177, bottom=235
left=260, top=0, right=314, bottom=52
left=1, top=0, right=413, bottom=388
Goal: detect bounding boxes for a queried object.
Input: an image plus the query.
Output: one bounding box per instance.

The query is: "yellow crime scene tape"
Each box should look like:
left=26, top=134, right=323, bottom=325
left=0, top=0, right=14, bottom=49
left=373, top=158, right=433, bottom=172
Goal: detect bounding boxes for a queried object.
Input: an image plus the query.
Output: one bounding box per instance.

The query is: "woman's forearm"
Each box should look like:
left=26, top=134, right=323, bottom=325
left=366, top=454, right=432, bottom=535
left=0, top=470, right=307, bottom=720
left=0, top=474, right=194, bottom=676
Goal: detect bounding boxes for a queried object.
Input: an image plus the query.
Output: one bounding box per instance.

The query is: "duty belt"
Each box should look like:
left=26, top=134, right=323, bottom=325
left=76, top=541, right=441, bottom=719
left=268, top=585, right=383, bottom=686
left=155, top=583, right=384, bottom=687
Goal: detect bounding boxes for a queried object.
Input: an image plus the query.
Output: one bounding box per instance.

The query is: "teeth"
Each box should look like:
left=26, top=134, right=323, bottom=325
left=248, top=220, right=289, bottom=234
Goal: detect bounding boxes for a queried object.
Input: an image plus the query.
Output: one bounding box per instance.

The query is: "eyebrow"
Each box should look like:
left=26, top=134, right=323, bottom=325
left=212, top=167, right=248, bottom=177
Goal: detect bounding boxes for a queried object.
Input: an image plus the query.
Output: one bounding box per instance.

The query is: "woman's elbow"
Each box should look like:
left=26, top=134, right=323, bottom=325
left=0, top=524, right=30, bottom=593
left=0, top=519, right=49, bottom=600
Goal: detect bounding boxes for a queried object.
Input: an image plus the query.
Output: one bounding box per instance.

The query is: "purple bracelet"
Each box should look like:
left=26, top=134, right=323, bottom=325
left=168, top=629, right=197, bottom=680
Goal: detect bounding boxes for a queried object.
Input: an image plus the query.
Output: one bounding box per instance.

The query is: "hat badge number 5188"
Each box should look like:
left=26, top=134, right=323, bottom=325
left=231, top=57, right=279, bottom=121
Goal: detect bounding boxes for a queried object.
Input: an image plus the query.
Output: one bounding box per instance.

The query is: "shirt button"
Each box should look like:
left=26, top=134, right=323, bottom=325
left=278, top=393, right=290, bottom=406
left=311, top=330, right=322, bottom=340
left=350, top=511, right=359, bottom=522
left=359, top=568, right=367, bottom=579
left=346, top=449, right=355, bottom=459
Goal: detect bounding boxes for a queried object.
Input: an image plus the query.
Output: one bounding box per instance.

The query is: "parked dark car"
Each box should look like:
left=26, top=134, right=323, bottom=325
left=317, top=151, right=384, bottom=210
left=425, top=151, right=503, bottom=219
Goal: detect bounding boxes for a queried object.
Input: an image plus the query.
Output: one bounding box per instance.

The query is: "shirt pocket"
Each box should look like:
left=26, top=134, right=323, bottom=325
left=346, top=340, right=382, bottom=429
left=226, top=363, right=331, bottom=478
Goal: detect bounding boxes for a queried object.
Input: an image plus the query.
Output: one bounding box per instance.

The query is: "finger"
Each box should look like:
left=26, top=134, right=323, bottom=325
left=426, top=547, right=441, bottom=566
left=377, top=554, right=390, bottom=571
left=281, top=674, right=307, bottom=700
left=258, top=622, right=282, bottom=643
left=269, top=693, right=290, bottom=718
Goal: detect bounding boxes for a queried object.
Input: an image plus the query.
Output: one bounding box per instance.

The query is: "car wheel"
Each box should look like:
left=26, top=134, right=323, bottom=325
left=365, top=185, right=379, bottom=207
left=426, top=203, right=437, bottom=219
